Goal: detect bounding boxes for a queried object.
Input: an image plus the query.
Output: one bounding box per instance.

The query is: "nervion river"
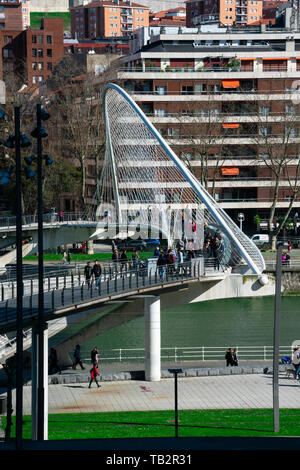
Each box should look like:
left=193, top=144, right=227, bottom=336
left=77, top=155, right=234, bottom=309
left=50, top=296, right=300, bottom=360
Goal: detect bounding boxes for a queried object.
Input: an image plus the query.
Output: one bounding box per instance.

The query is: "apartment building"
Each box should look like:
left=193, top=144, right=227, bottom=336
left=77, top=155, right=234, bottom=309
left=0, top=0, right=30, bottom=30
left=70, top=0, right=150, bottom=40
left=25, top=17, right=64, bottom=85
left=186, top=0, right=263, bottom=27
left=117, top=25, right=300, bottom=230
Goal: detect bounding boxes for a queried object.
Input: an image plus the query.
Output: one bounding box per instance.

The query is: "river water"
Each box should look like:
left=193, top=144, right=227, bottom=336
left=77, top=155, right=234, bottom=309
left=52, top=296, right=300, bottom=358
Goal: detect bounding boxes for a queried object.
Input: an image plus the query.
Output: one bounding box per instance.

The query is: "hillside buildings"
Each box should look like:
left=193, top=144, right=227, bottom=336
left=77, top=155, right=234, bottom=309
left=186, top=0, right=263, bottom=27
left=70, top=1, right=150, bottom=40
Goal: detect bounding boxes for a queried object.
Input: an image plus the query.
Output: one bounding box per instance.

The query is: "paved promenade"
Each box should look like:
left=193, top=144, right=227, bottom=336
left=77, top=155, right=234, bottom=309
left=3, top=371, right=300, bottom=416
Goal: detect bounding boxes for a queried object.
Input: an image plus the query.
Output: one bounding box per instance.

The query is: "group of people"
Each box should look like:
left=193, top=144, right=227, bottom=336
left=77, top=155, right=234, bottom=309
left=225, top=347, right=239, bottom=367
left=84, top=259, right=102, bottom=287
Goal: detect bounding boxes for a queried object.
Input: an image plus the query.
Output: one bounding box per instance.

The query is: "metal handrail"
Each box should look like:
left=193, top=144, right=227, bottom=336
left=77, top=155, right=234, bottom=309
left=77, top=344, right=294, bottom=364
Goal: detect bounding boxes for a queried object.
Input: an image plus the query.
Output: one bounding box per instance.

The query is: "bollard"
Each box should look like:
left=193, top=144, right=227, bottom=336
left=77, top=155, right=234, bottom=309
left=5, top=300, right=8, bottom=322
left=12, top=282, right=14, bottom=299
left=81, top=283, right=84, bottom=301
left=122, top=274, right=125, bottom=291
left=155, top=269, right=157, bottom=284
left=61, top=288, right=65, bottom=306
left=149, top=271, right=152, bottom=285
left=143, top=269, right=145, bottom=287
left=129, top=272, right=132, bottom=289
left=48, top=277, right=50, bottom=292
left=64, top=276, right=66, bottom=288
left=115, top=274, right=117, bottom=292
left=107, top=277, right=110, bottom=294
left=56, top=276, right=58, bottom=290
left=90, top=284, right=93, bottom=299
left=98, top=280, right=101, bottom=297
left=52, top=289, right=55, bottom=310
left=72, top=283, right=74, bottom=303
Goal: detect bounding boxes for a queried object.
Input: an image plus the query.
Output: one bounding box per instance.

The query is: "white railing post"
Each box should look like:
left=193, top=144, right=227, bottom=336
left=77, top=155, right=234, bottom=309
left=202, top=346, right=205, bottom=361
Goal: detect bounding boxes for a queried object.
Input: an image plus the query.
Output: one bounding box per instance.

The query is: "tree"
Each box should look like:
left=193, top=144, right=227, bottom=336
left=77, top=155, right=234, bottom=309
left=255, top=102, right=300, bottom=250
left=46, top=55, right=120, bottom=214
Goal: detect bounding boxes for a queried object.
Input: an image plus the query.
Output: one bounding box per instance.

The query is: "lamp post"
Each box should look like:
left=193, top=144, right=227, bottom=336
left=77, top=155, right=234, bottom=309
left=273, top=241, right=287, bottom=433
left=30, top=103, right=51, bottom=440
left=168, top=368, right=182, bottom=438
left=14, top=106, right=23, bottom=450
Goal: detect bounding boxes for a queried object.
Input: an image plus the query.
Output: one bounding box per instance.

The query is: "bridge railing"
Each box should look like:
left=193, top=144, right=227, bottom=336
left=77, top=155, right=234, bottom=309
left=0, top=212, right=91, bottom=229
left=0, top=255, right=228, bottom=302
left=0, top=259, right=205, bottom=328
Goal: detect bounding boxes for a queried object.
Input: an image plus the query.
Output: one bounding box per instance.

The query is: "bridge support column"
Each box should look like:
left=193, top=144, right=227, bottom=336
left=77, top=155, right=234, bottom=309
left=87, top=240, right=94, bottom=254
left=31, top=323, right=48, bottom=440
left=144, top=296, right=161, bottom=381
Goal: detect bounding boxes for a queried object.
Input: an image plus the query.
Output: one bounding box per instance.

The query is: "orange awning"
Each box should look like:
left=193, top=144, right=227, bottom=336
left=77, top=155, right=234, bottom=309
left=262, top=58, right=288, bottom=61
left=222, top=80, right=240, bottom=89
left=222, top=167, right=239, bottom=176
left=240, top=58, right=255, bottom=61
left=222, top=123, right=240, bottom=129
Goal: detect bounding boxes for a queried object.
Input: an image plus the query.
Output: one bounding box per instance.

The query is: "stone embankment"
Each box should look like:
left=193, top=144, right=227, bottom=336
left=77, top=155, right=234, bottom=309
left=24, top=364, right=290, bottom=386
left=265, top=267, right=300, bottom=292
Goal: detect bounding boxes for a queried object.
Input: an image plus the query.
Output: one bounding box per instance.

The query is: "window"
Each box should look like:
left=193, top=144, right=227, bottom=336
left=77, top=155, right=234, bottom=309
left=155, top=85, right=167, bottom=96
left=155, top=108, right=167, bottom=117
left=38, top=49, right=43, bottom=57
left=32, top=48, right=37, bottom=57
left=286, top=104, right=295, bottom=115
left=47, top=49, right=52, bottom=57
left=259, top=126, right=271, bottom=136
left=259, top=105, right=270, bottom=115
left=32, top=35, right=37, bottom=43
left=38, top=62, right=43, bottom=70
left=32, top=62, right=37, bottom=70
left=38, top=35, right=43, bottom=44
left=47, top=62, right=52, bottom=71
left=181, top=85, right=194, bottom=95
left=195, top=83, right=207, bottom=95
left=168, top=128, right=180, bottom=137
left=46, top=35, right=52, bottom=44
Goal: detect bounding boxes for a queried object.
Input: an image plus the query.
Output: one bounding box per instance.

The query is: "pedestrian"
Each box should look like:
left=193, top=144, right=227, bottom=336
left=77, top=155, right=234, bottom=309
left=84, top=261, right=93, bottom=287
left=132, top=250, right=139, bottom=270
left=177, top=249, right=184, bottom=274
left=72, top=344, right=85, bottom=370
left=92, top=259, right=102, bottom=288
left=67, top=250, right=71, bottom=264
left=59, top=210, right=63, bottom=222
left=91, top=347, right=99, bottom=367
left=112, top=249, right=119, bottom=274
left=157, top=251, right=165, bottom=279
left=49, top=348, right=61, bottom=375
left=292, top=346, right=300, bottom=379
left=233, top=348, right=239, bottom=366
left=166, top=248, right=175, bottom=276
left=153, top=246, right=160, bottom=257
left=212, top=236, right=222, bottom=270
left=225, top=347, right=234, bottom=367
left=89, top=363, right=100, bottom=388
left=176, top=238, right=184, bottom=252
left=62, top=251, right=67, bottom=264
left=288, top=240, right=292, bottom=253
left=120, top=249, right=127, bottom=272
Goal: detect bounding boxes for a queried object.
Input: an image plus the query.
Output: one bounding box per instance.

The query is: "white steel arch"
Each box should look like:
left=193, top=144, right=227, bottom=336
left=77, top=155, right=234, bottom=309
left=100, top=83, right=267, bottom=282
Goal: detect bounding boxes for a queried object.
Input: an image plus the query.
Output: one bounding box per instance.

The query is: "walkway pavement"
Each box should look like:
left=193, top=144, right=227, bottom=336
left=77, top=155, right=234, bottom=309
left=1, top=367, right=300, bottom=416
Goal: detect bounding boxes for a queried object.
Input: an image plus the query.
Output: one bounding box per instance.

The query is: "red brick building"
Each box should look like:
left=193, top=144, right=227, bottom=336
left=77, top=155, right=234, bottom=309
left=0, top=0, right=30, bottom=30
left=0, top=17, right=64, bottom=85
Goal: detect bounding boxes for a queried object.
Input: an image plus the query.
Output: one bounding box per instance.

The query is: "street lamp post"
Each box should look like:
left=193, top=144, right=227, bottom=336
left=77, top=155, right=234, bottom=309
left=14, top=106, right=23, bottom=449
left=168, top=368, right=182, bottom=438
left=273, top=241, right=287, bottom=433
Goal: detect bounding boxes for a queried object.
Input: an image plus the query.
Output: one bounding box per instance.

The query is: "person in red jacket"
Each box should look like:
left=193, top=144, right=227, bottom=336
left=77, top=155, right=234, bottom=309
left=89, top=364, right=100, bottom=388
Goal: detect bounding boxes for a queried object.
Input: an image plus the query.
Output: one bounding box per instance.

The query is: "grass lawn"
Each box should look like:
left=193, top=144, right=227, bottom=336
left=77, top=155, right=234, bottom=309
left=30, top=12, right=71, bottom=31
left=23, top=252, right=154, bottom=262
left=2, top=409, right=300, bottom=440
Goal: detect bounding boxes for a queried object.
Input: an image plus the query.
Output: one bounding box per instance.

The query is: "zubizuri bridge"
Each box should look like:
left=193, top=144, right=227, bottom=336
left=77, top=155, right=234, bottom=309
left=0, top=84, right=273, bottom=441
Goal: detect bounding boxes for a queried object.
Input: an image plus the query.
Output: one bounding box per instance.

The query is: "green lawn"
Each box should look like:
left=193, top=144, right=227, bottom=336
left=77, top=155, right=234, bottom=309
left=30, top=12, right=71, bottom=31
left=2, top=409, right=300, bottom=440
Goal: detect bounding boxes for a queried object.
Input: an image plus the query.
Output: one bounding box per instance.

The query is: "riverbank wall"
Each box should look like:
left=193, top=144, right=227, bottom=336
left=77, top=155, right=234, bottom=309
left=265, top=267, right=300, bottom=293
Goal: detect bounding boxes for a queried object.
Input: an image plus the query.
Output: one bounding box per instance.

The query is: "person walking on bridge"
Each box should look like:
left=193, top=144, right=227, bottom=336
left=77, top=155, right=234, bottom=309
left=72, top=344, right=85, bottom=370
left=84, top=261, right=93, bottom=287
left=92, top=259, right=102, bottom=288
